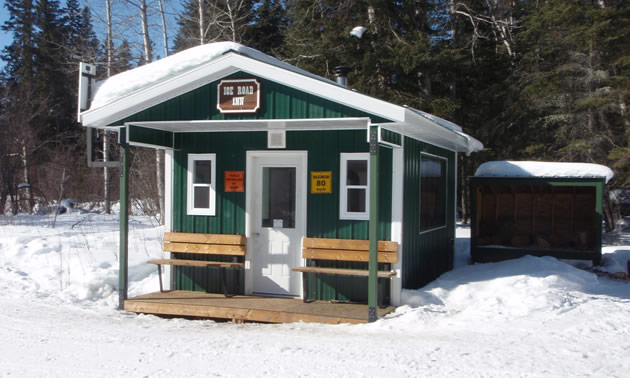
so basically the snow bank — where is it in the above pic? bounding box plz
[0,213,163,307]
[91,42,335,109]
[0,214,629,376]
[475,161,614,183]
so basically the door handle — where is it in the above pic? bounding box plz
[253,232,260,237]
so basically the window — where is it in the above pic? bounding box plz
[187,154,216,216]
[420,154,447,231]
[261,167,296,228]
[340,153,369,220]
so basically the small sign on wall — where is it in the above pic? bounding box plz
[217,79,261,113]
[225,171,245,192]
[311,171,332,194]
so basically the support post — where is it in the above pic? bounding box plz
[368,127,379,322]
[118,141,130,310]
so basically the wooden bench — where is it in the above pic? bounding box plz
[148,232,246,297]
[292,237,398,306]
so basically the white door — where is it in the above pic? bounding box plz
[247,152,306,297]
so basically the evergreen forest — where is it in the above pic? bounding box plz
[0,0,628,229]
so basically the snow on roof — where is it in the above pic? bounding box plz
[475,161,614,183]
[91,41,336,109]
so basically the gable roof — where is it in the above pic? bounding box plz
[79,42,482,154]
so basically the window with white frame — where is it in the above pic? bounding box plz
[340,153,370,220]
[187,153,216,216]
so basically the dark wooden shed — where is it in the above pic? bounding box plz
[470,161,613,265]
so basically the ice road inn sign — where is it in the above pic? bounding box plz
[217,78,261,113]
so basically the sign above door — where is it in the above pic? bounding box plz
[217,78,261,113]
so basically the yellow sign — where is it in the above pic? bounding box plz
[311,171,332,194]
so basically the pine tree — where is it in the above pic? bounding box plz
[33,0,74,141]
[513,0,629,166]
[1,0,36,90]
[246,0,287,54]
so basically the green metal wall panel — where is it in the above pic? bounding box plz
[171,129,392,300]
[115,72,390,125]
[402,136,456,289]
[115,70,399,300]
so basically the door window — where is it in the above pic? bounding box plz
[261,167,296,228]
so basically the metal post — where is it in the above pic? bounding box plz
[118,141,129,310]
[368,127,379,322]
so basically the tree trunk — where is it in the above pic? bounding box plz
[158,0,169,57]
[198,0,204,44]
[106,0,113,77]
[21,142,32,214]
[140,0,153,63]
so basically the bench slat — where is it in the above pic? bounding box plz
[148,259,244,268]
[292,266,396,278]
[164,232,246,246]
[303,248,398,263]
[164,242,246,256]
[303,237,398,252]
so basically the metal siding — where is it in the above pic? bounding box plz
[119,71,393,297]
[402,136,456,289]
[115,72,390,125]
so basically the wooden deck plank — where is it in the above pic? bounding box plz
[124,291,395,324]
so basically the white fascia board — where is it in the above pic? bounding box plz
[378,109,483,154]
[80,53,406,127]
[81,55,240,127]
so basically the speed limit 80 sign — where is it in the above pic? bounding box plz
[311,171,332,194]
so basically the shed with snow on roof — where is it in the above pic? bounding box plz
[78,42,482,317]
[470,161,613,265]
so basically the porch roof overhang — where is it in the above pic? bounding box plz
[121,115,481,155]
[81,44,482,155]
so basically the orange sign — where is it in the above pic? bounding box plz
[217,79,261,113]
[225,171,245,192]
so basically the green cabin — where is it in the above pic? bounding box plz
[78,42,482,306]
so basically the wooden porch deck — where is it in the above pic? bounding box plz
[124,291,396,324]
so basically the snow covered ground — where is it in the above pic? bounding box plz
[0,209,628,377]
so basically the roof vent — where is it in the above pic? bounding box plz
[268,130,286,149]
[334,66,350,87]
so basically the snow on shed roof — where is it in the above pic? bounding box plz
[475,161,614,183]
[91,42,335,108]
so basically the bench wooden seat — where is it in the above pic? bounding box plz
[148,232,246,297]
[292,237,398,306]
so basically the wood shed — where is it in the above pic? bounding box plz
[470,161,614,265]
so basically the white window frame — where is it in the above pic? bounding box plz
[339,152,370,220]
[186,153,217,216]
